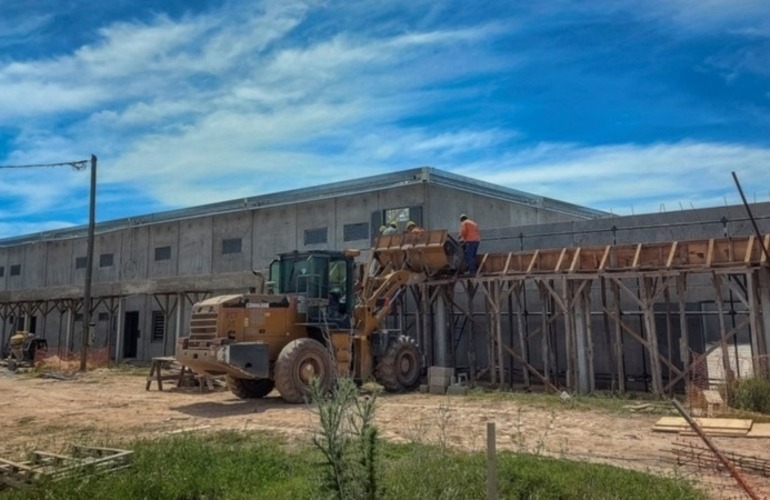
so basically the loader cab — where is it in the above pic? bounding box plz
[269,250,356,329]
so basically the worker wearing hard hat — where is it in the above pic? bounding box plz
[458,214,480,274]
[405,221,424,233]
[382,221,398,235]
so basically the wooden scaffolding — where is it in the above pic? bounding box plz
[399,234,770,395]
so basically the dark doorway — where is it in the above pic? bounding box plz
[123,311,140,359]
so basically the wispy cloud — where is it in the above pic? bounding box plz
[0,0,768,239]
[466,141,770,214]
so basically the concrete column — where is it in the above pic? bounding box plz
[0,315,6,357]
[434,291,447,366]
[64,308,73,354]
[758,268,770,366]
[115,300,124,363]
[174,293,185,356]
[574,289,591,394]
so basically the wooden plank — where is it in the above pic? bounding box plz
[744,235,755,264]
[569,247,582,273]
[631,244,643,269]
[666,241,678,269]
[554,248,567,272]
[747,423,770,438]
[476,253,489,276]
[706,239,715,267]
[653,416,752,430]
[502,252,512,275]
[679,429,749,437]
[598,245,611,271]
[526,250,539,273]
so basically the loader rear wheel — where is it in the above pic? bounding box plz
[375,335,422,392]
[275,338,334,404]
[227,376,275,399]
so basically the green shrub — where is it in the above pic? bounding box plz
[729,377,770,414]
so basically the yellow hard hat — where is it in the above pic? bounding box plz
[389,221,397,228]
[406,221,416,228]
[379,225,387,233]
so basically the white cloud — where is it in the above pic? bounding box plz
[0,0,769,240]
[464,141,770,214]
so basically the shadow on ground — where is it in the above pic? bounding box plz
[170,395,296,418]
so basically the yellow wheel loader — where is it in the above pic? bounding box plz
[176,229,463,403]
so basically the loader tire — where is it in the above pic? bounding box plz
[375,335,422,392]
[227,376,274,399]
[275,338,334,404]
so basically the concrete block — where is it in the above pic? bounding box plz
[428,366,455,379]
[419,384,428,394]
[428,374,452,387]
[446,384,468,396]
[428,384,447,395]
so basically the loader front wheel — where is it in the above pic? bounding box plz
[227,376,275,399]
[375,335,422,392]
[275,338,334,404]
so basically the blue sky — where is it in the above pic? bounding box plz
[1,0,769,238]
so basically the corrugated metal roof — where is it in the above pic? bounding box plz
[0,166,608,246]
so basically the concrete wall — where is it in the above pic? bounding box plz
[0,180,605,362]
[425,185,582,235]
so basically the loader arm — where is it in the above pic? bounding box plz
[354,269,425,339]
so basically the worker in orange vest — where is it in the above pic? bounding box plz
[458,214,480,274]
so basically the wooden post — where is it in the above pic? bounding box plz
[639,277,663,395]
[486,421,498,500]
[495,281,505,388]
[611,279,626,393]
[599,277,616,392]
[712,274,736,385]
[583,283,595,393]
[758,268,770,376]
[514,282,531,388]
[539,282,550,384]
[467,282,477,384]
[663,286,674,391]
[488,283,499,386]
[560,277,573,390]
[675,274,690,388]
[747,271,763,377]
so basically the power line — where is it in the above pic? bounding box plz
[0,160,88,170]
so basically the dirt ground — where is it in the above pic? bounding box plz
[1,368,768,499]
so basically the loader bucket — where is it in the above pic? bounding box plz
[373,229,464,276]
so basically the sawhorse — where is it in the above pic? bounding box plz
[145,356,187,391]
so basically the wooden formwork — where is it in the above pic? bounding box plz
[402,235,770,395]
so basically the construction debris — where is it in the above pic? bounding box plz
[0,445,132,489]
[652,416,753,437]
[672,441,770,478]
[671,399,763,500]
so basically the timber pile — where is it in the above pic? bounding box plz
[652,417,753,437]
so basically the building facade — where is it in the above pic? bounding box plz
[0,167,603,362]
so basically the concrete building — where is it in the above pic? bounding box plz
[0,167,604,362]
